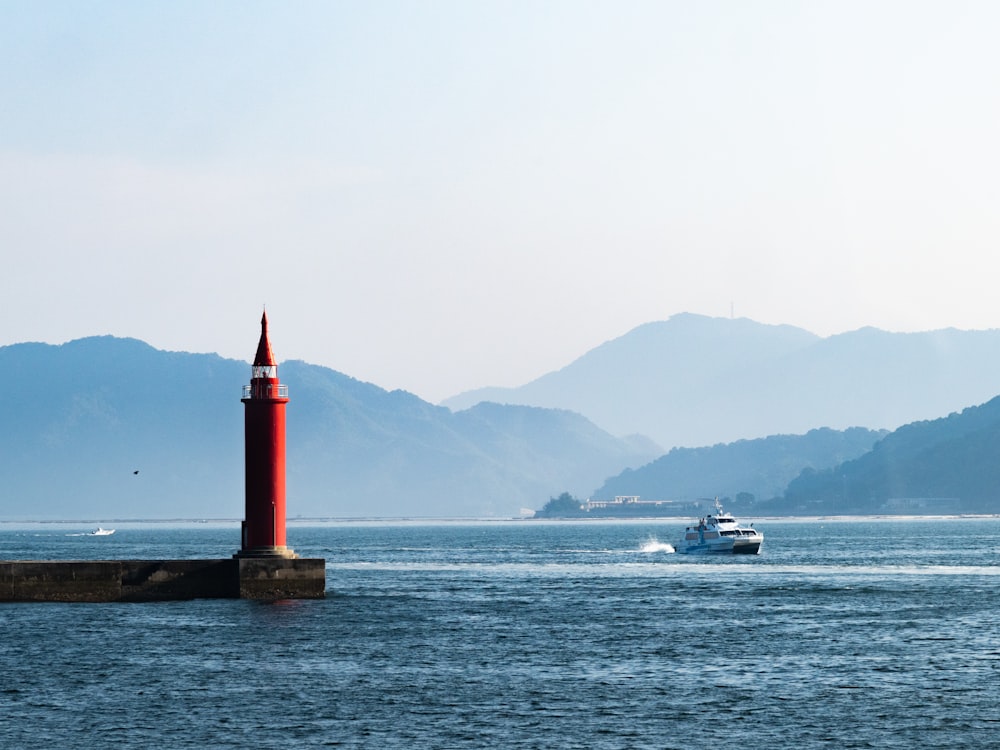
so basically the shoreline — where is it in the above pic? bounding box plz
[2,513,999,528]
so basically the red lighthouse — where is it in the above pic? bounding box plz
[238,311,296,558]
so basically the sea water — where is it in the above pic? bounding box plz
[1,518,998,749]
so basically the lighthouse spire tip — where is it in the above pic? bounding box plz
[253,309,277,367]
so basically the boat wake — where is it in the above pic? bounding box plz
[640,537,675,554]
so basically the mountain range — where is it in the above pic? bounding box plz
[0,336,657,519]
[443,313,1000,449]
[7,313,1000,520]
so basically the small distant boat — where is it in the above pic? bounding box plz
[91,527,116,536]
[677,499,762,555]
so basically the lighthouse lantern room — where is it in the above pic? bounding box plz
[238,310,297,559]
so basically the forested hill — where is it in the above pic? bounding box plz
[593,395,1000,517]
[593,427,887,508]
[769,396,1000,515]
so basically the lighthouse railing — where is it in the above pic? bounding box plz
[242,383,289,399]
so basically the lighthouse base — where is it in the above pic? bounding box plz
[0,557,325,602]
[236,557,324,599]
[234,546,300,559]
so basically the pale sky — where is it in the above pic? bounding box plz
[4,1,1000,403]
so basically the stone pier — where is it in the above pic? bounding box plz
[0,557,325,602]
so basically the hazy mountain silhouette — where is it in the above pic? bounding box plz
[443,314,1000,449]
[0,337,659,520]
[283,361,659,518]
[593,427,887,507]
[11,321,1000,521]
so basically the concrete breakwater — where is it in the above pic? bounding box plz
[0,557,326,602]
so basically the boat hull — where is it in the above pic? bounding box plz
[676,539,734,555]
[732,539,762,555]
[676,534,763,555]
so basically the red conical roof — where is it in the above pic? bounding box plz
[253,310,277,367]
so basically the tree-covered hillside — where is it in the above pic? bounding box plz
[771,397,1000,514]
[593,427,886,508]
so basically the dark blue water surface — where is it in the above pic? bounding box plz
[1,518,999,749]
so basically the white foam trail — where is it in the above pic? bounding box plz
[640,537,675,554]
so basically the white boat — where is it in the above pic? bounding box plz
[677,499,762,555]
[91,527,116,536]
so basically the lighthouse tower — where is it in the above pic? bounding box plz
[238,311,296,559]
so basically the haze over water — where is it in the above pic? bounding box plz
[2,518,998,748]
